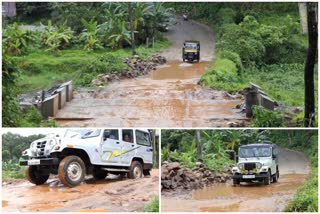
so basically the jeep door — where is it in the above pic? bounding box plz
[121,129,136,165]
[271,147,278,174]
[135,130,153,164]
[100,129,123,164]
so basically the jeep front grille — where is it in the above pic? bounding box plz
[244,163,256,170]
[36,141,46,156]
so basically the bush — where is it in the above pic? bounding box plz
[219,50,243,73]
[143,195,159,212]
[250,106,284,127]
[200,57,245,92]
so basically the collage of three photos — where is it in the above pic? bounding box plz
[1,1,319,213]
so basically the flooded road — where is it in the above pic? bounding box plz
[162,148,310,212]
[55,17,245,127]
[2,170,159,212]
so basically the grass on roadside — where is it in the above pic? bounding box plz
[15,39,170,93]
[143,195,159,212]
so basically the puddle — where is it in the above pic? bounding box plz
[193,174,306,201]
[150,61,209,80]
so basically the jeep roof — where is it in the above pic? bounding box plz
[184,40,200,44]
[240,143,276,148]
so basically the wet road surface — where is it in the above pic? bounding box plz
[55,17,245,127]
[2,170,159,212]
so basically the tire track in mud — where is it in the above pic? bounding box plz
[2,170,159,212]
[55,16,245,127]
[161,148,309,212]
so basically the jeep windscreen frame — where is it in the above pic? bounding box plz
[64,129,101,139]
[239,146,272,158]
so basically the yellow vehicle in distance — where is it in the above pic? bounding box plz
[182,40,200,62]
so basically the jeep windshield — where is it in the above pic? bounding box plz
[239,146,271,158]
[185,43,197,49]
[64,129,101,139]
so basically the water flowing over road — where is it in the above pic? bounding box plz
[55,17,245,127]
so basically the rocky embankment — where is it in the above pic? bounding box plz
[92,55,166,86]
[161,162,232,192]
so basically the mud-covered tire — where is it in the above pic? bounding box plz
[264,170,271,185]
[273,168,279,183]
[26,166,49,185]
[58,156,85,187]
[128,161,143,179]
[92,168,108,180]
[233,178,240,185]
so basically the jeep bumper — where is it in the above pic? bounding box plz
[20,158,59,166]
[232,173,268,179]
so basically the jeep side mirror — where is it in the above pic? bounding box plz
[272,154,277,159]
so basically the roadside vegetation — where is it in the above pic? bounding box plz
[2,132,44,181]
[161,129,318,212]
[2,2,174,127]
[168,2,317,127]
[143,195,159,212]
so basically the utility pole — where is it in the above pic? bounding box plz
[195,130,203,162]
[304,2,317,127]
[128,2,136,55]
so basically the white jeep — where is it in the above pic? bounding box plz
[20,129,153,187]
[232,143,279,185]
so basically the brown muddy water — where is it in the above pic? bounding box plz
[56,61,245,127]
[2,170,159,212]
[162,173,307,212]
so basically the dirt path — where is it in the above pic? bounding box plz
[2,170,159,212]
[161,148,309,212]
[55,16,245,127]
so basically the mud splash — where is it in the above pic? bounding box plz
[162,174,308,212]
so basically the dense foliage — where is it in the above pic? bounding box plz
[167,2,317,126]
[2,132,45,180]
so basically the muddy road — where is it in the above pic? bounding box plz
[2,170,159,212]
[55,17,245,127]
[162,148,309,212]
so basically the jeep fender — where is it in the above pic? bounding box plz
[260,166,269,173]
[232,166,240,174]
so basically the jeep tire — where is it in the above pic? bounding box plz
[273,167,279,183]
[264,170,271,185]
[58,156,85,187]
[26,166,49,185]
[233,178,240,185]
[92,167,108,180]
[128,161,143,179]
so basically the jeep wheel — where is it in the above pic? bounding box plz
[26,166,49,185]
[92,168,108,180]
[264,170,271,185]
[233,178,240,185]
[128,161,143,179]
[273,168,279,183]
[58,156,85,187]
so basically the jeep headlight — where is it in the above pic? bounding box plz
[256,162,262,169]
[31,142,37,150]
[237,163,244,169]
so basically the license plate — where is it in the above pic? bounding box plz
[243,175,255,179]
[28,159,40,165]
